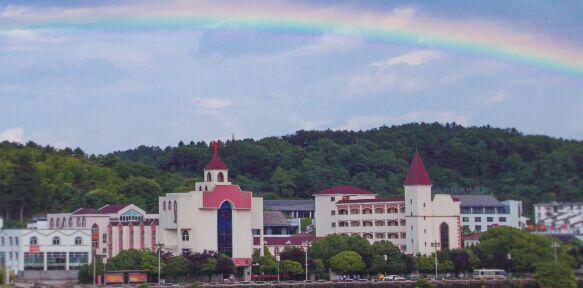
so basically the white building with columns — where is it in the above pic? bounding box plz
[315,152,461,255]
[158,143,263,280]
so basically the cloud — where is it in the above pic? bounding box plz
[289,114,330,130]
[0,127,24,143]
[338,111,469,130]
[193,98,233,110]
[371,50,442,67]
[485,91,508,103]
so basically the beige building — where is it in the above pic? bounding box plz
[315,152,461,255]
[158,143,263,280]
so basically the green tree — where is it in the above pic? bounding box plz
[215,255,234,279]
[122,176,162,212]
[282,260,304,274]
[142,253,165,276]
[534,262,576,288]
[371,241,404,274]
[78,256,105,284]
[107,249,144,271]
[199,257,217,281]
[329,251,365,275]
[414,255,435,273]
[164,256,188,278]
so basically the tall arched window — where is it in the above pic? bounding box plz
[440,222,449,250]
[1,237,4,246]
[9,237,13,246]
[163,201,166,211]
[182,230,189,241]
[217,201,233,257]
[62,218,66,228]
[217,172,224,182]
[206,172,212,182]
[56,218,60,227]
[69,217,73,227]
[50,218,54,228]
[82,217,86,227]
[76,217,81,227]
[173,201,178,223]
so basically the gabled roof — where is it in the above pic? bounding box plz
[72,208,100,215]
[263,211,290,227]
[403,152,432,186]
[98,204,129,214]
[204,142,228,170]
[453,195,504,207]
[336,197,403,204]
[316,185,374,195]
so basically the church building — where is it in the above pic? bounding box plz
[314,152,461,255]
[158,143,264,280]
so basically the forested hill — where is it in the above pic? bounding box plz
[1,123,581,223]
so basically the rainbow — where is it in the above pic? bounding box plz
[2,1,582,76]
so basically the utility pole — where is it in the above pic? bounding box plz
[552,241,560,265]
[276,255,280,282]
[155,243,164,284]
[93,248,96,287]
[302,241,310,281]
[430,241,440,279]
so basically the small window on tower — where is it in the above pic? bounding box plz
[207,172,212,182]
[217,172,225,182]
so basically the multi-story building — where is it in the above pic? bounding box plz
[455,195,526,232]
[46,204,158,259]
[534,202,583,234]
[158,143,263,280]
[0,220,92,273]
[315,152,462,255]
[263,211,298,236]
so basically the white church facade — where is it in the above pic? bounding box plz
[315,152,461,255]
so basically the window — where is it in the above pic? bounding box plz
[460,207,471,214]
[375,208,384,214]
[76,218,80,227]
[217,172,225,182]
[69,252,89,268]
[163,201,166,211]
[82,217,86,227]
[387,207,398,213]
[91,224,99,235]
[388,220,398,226]
[331,222,336,228]
[56,218,60,227]
[206,172,212,182]
[485,207,495,214]
[330,197,335,202]
[388,233,398,239]
[331,210,335,215]
[173,201,178,223]
[9,237,13,246]
[52,237,60,245]
[338,209,348,215]
[168,201,172,210]
[462,217,469,222]
[182,230,190,241]
[339,221,348,227]
[362,208,372,214]
[1,237,4,246]
[475,217,481,222]
[50,218,54,228]
[499,217,507,222]
[363,221,373,227]
[15,237,18,245]
[24,252,44,270]
[69,217,73,227]
[217,202,233,257]
[440,222,449,250]
[475,225,482,232]
[487,217,493,222]
[102,233,107,244]
[350,209,360,215]
[400,207,405,213]
[75,237,83,245]
[350,221,360,227]
[30,236,38,245]
[400,220,406,226]
[375,220,385,226]
[375,233,385,239]
[400,232,406,239]
[47,252,66,270]
[363,233,373,240]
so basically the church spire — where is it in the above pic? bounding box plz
[204,141,228,170]
[403,151,432,186]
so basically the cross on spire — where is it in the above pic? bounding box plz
[212,141,220,156]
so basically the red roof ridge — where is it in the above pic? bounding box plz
[204,141,229,170]
[336,197,404,204]
[403,151,432,186]
[316,185,374,195]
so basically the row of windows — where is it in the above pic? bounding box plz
[0,236,18,246]
[1,236,84,246]
[335,207,405,215]
[339,232,406,240]
[49,217,86,229]
[460,206,508,214]
[334,219,405,228]
[161,200,178,223]
[462,217,506,223]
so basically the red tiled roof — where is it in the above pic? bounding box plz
[253,233,317,246]
[72,208,100,215]
[403,152,432,186]
[204,142,228,170]
[109,219,159,226]
[316,185,374,195]
[98,204,129,214]
[336,197,404,204]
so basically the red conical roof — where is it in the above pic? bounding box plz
[403,151,432,185]
[204,142,228,170]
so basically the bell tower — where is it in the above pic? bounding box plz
[198,141,230,192]
[404,151,433,254]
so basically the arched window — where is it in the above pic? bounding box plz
[363,233,373,240]
[338,209,348,215]
[163,201,166,211]
[75,237,82,245]
[375,233,385,239]
[56,218,60,227]
[375,220,385,226]
[76,217,81,227]
[182,230,189,241]
[362,208,372,215]
[375,208,384,214]
[400,220,406,226]
[1,237,4,246]
[217,172,224,182]
[91,224,99,235]
[387,207,398,213]
[68,217,73,227]
[62,218,66,228]
[168,201,172,210]
[217,201,233,257]
[206,172,212,182]
[363,221,373,227]
[50,218,54,228]
[199,186,202,191]
[15,237,18,245]
[9,237,13,246]
[440,222,449,250]
[400,207,405,213]
[339,221,349,227]
[388,233,399,239]
[82,217,86,227]
[52,237,60,245]
[350,209,360,215]
[205,186,208,191]
[350,221,360,227]
[173,201,178,223]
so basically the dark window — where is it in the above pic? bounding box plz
[207,172,212,182]
[475,225,482,232]
[440,222,449,250]
[217,201,233,257]
[331,197,335,202]
[217,172,225,182]
[487,217,493,222]
[173,201,178,223]
[331,210,335,215]
[462,217,469,222]
[475,217,481,222]
[499,217,506,222]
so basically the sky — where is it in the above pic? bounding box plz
[0,0,582,154]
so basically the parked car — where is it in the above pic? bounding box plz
[385,275,406,281]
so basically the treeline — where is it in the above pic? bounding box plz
[0,123,581,222]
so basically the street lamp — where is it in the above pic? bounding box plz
[383,254,388,279]
[155,243,165,284]
[551,241,560,265]
[276,255,281,282]
[506,253,512,277]
[302,241,311,281]
[93,248,97,287]
[430,241,440,279]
